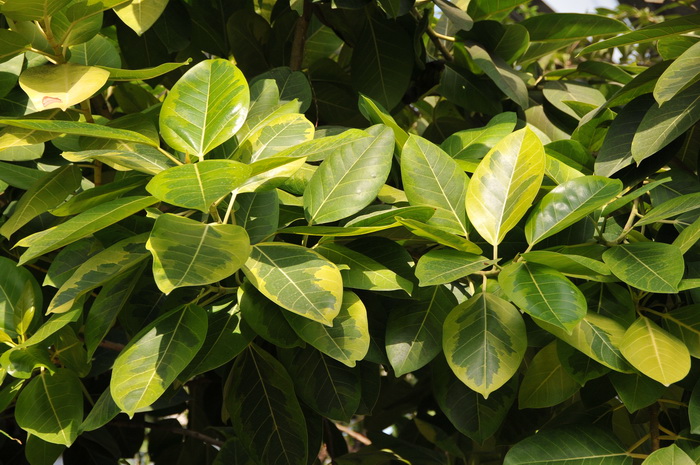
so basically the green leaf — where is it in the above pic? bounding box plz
[99,60,191,80]
[16,196,157,265]
[0,119,158,146]
[241,156,307,193]
[284,291,369,367]
[304,126,394,224]
[654,41,700,105]
[350,12,413,110]
[636,192,700,226]
[20,304,82,348]
[433,0,472,31]
[1,0,72,21]
[25,435,65,465]
[466,128,545,246]
[466,43,528,109]
[346,206,436,228]
[620,316,690,386]
[236,113,314,163]
[18,63,109,111]
[62,146,177,174]
[522,251,611,280]
[386,285,457,377]
[525,176,622,245]
[642,445,695,465]
[397,217,482,254]
[51,175,147,218]
[468,0,526,21]
[503,426,631,465]
[543,81,606,120]
[146,160,251,212]
[518,342,579,409]
[15,369,83,446]
[662,305,700,357]
[557,342,609,385]
[0,161,47,190]
[500,262,587,333]
[44,238,103,288]
[110,303,207,416]
[401,135,470,236]
[358,95,409,148]
[443,292,526,398]
[0,257,42,340]
[315,243,413,293]
[243,243,343,326]
[235,191,279,244]
[282,346,361,422]
[114,0,168,35]
[520,13,629,42]
[238,281,304,349]
[602,243,684,293]
[432,356,517,444]
[48,233,149,314]
[580,13,700,54]
[441,112,517,162]
[159,59,249,159]
[631,80,700,163]
[674,215,700,254]
[415,249,492,286]
[609,372,665,413]
[0,29,30,63]
[224,344,308,465]
[80,388,120,433]
[272,129,367,163]
[146,214,251,295]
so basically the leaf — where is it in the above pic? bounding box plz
[51,176,147,218]
[662,305,700,357]
[642,445,695,465]
[433,0,472,31]
[241,156,307,193]
[522,251,610,280]
[443,292,526,398]
[631,80,700,163]
[654,41,700,105]
[518,342,579,409]
[500,262,587,333]
[503,426,631,465]
[521,13,629,42]
[272,128,367,163]
[238,281,304,349]
[242,243,343,326]
[466,128,545,246]
[0,29,30,63]
[236,113,314,163]
[110,303,207,416]
[0,119,158,146]
[620,316,690,386]
[525,176,622,245]
[346,205,436,227]
[304,126,394,224]
[557,342,609,385]
[80,389,120,433]
[397,217,482,254]
[114,0,168,35]
[609,372,665,413]
[415,249,492,286]
[159,59,249,159]
[466,43,528,109]
[1,0,72,21]
[674,215,700,254]
[580,13,700,54]
[358,95,409,148]
[0,161,47,190]
[543,81,606,120]
[146,214,251,295]
[20,304,82,348]
[224,344,308,465]
[282,346,361,422]
[315,243,413,293]
[468,0,527,21]
[350,12,413,110]
[62,146,177,174]
[99,60,190,80]
[18,64,109,111]
[16,196,157,265]
[146,160,251,212]
[401,135,470,236]
[432,357,517,444]
[385,285,456,376]
[0,165,81,239]
[284,291,369,367]
[602,243,684,293]
[235,191,279,244]
[48,233,149,314]
[25,435,65,465]
[15,369,83,446]
[636,192,700,226]
[441,112,517,162]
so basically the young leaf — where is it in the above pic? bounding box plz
[443,292,526,398]
[466,128,545,245]
[146,214,251,295]
[110,303,207,416]
[99,60,191,80]
[242,243,343,326]
[602,243,684,293]
[620,316,690,386]
[159,59,249,159]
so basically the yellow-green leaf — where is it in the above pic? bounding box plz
[18,64,109,111]
[113,0,168,36]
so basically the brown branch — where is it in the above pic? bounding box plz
[111,420,226,447]
[290,0,312,71]
[335,424,372,446]
[98,340,125,351]
[649,403,660,452]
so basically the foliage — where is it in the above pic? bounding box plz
[0,0,700,464]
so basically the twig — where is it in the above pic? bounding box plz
[111,420,226,447]
[290,0,312,71]
[99,340,125,351]
[335,424,372,446]
[412,8,454,62]
[649,403,660,452]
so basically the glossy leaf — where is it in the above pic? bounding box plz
[159,59,249,159]
[609,372,665,413]
[654,40,700,105]
[242,243,343,326]
[525,176,622,245]
[236,113,314,163]
[602,243,684,293]
[521,13,628,43]
[415,249,492,286]
[643,445,694,465]
[635,192,700,226]
[224,344,308,465]
[396,217,482,254]
[146,214,251,295]
[0,119,158,146]
[305,126,393,224]
[114,0,168,35]
[386,285,457,377]
[401,135,469,236]
[15,369,83,446]
[284,291,369,367]
[500,262,587,333]
[522,251,611,280]
[18,63,109,111]
[99,60,191,80]
[518,342,579,408]
[466,128,545,245]
[16,196,157,265]
[146,160,251,212]
[0,256,42,340]
[443,292,526,398]
[620,316,690,386]
[110,303,207,416]
[62,146,177,174]
[238,281,304,349]
[441,112,517,162]
[662,305,700,358]
[466,43,528,109]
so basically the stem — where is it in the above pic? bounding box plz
[626,433,650,453]
[99,340,126,351]
[157,147,184,166]
[335,423,372,445]
[110,420,225,448]
[649,403,660,452]
[290,0,312,71]
[222,189,238,224]
[411,8,454,62]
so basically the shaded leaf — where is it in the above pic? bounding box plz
[602,243,684,293]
